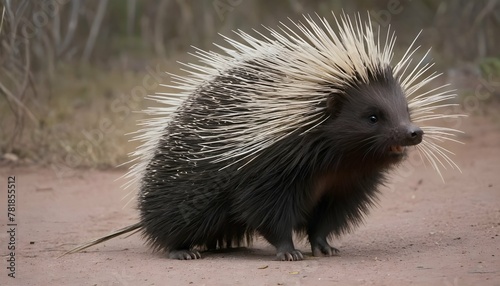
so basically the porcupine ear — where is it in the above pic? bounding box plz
[325,90,345,118]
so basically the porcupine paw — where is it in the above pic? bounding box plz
[311,240,340,257]
[168,249,202,260]
[276,250,304,261]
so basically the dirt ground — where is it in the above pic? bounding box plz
[1,114,499,286]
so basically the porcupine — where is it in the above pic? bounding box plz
[64,12,463,261]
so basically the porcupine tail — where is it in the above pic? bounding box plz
[59,223,141,257]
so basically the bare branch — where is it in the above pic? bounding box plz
[59,0,81,58]
[82,0,108,62]
[154,0,168,57]
[0,81,37,125]
[52,2,61,49]
[0,5,6,34]
[127,0,136,36]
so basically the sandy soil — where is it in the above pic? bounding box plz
[1,114,499,286]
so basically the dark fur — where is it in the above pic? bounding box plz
[139,64,423,260]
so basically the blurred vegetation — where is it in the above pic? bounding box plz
[480,57,500,78]
[0,0,499,169]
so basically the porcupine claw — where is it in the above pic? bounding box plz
[311,238,340,257]
[276,250,304,261]
[168,249,202,260]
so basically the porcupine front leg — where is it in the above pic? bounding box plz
[308,179,380,257]
[307,197,340,257]
[309,234,340,257]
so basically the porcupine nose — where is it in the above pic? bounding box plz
[403,125,423,146]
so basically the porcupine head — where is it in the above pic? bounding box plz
[126,12,462,261]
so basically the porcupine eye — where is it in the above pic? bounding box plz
[368,115,378,124]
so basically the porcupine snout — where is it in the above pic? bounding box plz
[388,124,423,156]
[399,124,423,146]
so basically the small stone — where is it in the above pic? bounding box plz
[3,153,18,162]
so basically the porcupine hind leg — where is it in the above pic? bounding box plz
[259,225,304,261]
[169,249,202,260]
[270,236,304,261]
